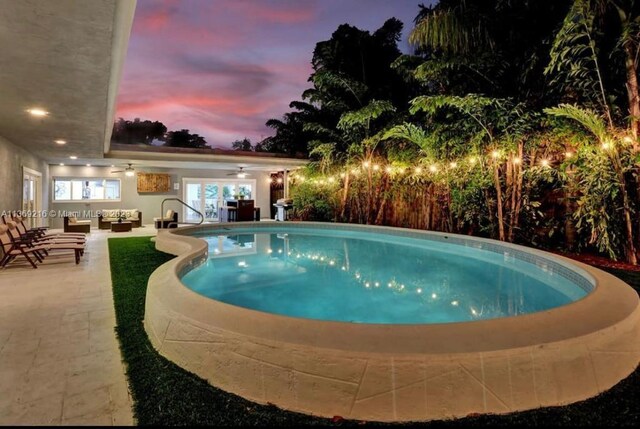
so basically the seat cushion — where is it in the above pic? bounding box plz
[123,209,139,220]
[102,209,119,219]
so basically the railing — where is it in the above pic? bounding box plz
[159,198,204,229]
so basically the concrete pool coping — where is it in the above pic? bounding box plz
[146,222,640,421]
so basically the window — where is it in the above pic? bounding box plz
[53,178,121,202]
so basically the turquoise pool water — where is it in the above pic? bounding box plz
[180,227,590,324]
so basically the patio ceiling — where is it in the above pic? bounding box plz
[0,0,136,160]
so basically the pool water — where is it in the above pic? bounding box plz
[180,228,589,324]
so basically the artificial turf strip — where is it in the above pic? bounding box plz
[108,236,639,427]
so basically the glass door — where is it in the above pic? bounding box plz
[183,178,257,223]
[22,168,41,228]
[185,183,202,222]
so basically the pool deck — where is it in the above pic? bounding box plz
[0,228,153,425]
[150,222,640,422]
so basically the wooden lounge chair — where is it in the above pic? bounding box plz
[6,216,86,241]
[7,220,84,248]
[0,223,85,268]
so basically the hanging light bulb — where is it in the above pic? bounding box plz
[469,156,478,165]
[541,159,550,167]
[414,166,423,174]
[362,161,370,168]
[491,150,500,159]
[340,172,346,178]
[564,151,573,159]
[372,164,380,171]
[601,141,613,150]
[385,166,393,173]
[512,157,521,165]
[623,135,634,144]
[429,164,438,173]
[449,162,457,169]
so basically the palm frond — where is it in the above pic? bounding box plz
[544,104,608,143]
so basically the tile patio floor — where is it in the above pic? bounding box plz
[0,227,156,425]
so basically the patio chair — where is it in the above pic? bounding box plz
[8,219,85,247]
[154,209,178,229]
[8,216,86,241]
[0,223,85,268]
[63,215,91,233]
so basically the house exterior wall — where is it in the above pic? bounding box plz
[48,165,273,228]
[0,135,49,215]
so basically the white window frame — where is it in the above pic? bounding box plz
[52,177,122,203]
[182,177,257,221]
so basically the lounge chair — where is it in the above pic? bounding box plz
[8,220,85,248]
[0,223,85,268]
[6,216,86,241]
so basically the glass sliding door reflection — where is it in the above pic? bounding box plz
[204,184,220,221]
[185,183,202,222]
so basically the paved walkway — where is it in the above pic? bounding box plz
[0,227,155,425]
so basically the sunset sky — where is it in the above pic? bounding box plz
[115,0,425,148]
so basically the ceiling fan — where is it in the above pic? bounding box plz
[111,163,136,177]
[227,166,251,178]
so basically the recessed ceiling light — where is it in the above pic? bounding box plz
[69,156,77,160]
[86,164,91,167]
[26,108,49,117]
[59,163,64,166]
[54,139,66,145]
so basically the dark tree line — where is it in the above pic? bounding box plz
[111,118,208,149]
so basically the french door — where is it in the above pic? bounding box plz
[183,178,256,222]
[22,167,42,228]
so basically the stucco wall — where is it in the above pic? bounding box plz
[48,165,273,228]
[0,134,49,215]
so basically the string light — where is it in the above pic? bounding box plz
[623,136,634,144]
[601,141,613,150]
[293,146,599,189]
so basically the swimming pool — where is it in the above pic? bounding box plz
[181,227,591,324]
[146,222,640,422]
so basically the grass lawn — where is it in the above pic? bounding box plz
[108,236,639,427]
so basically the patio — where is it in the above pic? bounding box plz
[0,228,153,425]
